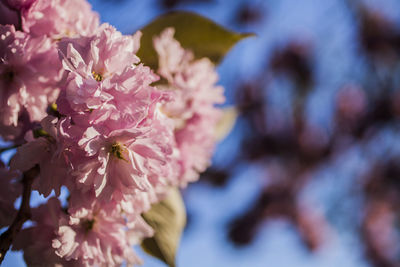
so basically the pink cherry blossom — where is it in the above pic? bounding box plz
[52,193,151,267]
[10,116,69,197]
[57,24,152,130]
[13,198,80,267]
[175,113,221,183]
[154,27,225,184]
[54,24,179,201]
[0,3,227,265]
[69,121,177,201]
[22,0,99,39]
[0,25,62,137]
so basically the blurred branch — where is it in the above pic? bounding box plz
[0,144,20,154]
[0,166,38,264]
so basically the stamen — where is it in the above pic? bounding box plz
[81,219,95,233]
[110,142,128,161]
[92,71,103,82]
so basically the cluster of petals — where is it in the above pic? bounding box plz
[1,1,226,266]
[0,0,99,141]
[52,190,154,267]
[0,24,61,138]
[154,27,225,184]
[10,115,69,197]
[21,0,99,39]
[12,185,155,266]
[56,24,179,201]
[13,198,80,267]
[0,0,99,39]
[9,23,179,266]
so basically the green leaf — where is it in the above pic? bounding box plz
[141,188,186,267]
[137,11,254,70]
[215,106,238,141]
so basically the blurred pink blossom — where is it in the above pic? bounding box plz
[0,25,61,138]
[154,28,225,184]
[22,0,99,39]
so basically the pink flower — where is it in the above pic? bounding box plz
[0,25,62,136]
[52,195,151,267]
[70,121,177,201]
[175,114,221,183]
[0,3,227,267]
[13,198,80,266]
[66,184,156,228]
[155,28,224,118]
[154,28,225,183]
[10,116,69,197]
[54,24,179,200]
[153,28,192,83]
[57,24,152,130]
[22,0,99,39]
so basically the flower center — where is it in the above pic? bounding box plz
[81,219,95,233]
[110,142,128,161]
[92,71,103,82]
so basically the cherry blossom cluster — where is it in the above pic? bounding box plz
[0,0,224,266]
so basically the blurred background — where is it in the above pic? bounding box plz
[4,0,400,266]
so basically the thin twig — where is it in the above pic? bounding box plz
[0,166,38,264]
[0,144,20,154]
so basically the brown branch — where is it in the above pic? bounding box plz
[0,166,38,264]
[0,144,21,154]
